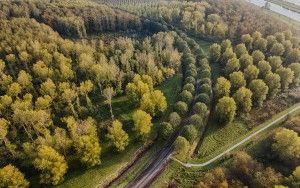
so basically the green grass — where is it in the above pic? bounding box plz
[53,74,182,188]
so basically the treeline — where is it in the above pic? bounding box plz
[0,0,142,38]
[0,16,182,186]
[198,115,300,188]
[211,31,300,124]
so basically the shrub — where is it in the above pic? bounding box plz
[160,122,173,140]
[175,101,188,115]
[183,124,197,143]
[180,90,193,103]
[169,112,181,127]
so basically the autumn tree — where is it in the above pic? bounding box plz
[244,65,259,83]
[233,87,252,114]
[132,110,152,139]
[140,90,167,116]
[252,50,265,64]
[225,57,240,75]
[103,87,116,120]
[107,120,129,152]
[229,71,246,91]
[239,53,253,70]
[33,145,68,185]
[235,43,248,58]
[249,79,269,107]
[0,164,29,188]
[265,72,281,98]
[210,43,221,62]
[215,96,236,124]
[214,77,231,99]
[268,56,282,71]
[276,67,294,91]
[257,60,271,78]
[174,136,190,160]
[289,63,300,86]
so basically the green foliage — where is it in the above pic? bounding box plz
[34,145,68,185]
[252,50,265,64]
[233,87,252,114]
[265,72,281,98]
[244,65,260,82]
[183,83,195,93]
[169,112,181,127]
[0,164,29,188]
[276,67,294,91]
[174,136,190,160]
[190,114,203,128]
[210,43,221,62]
[229,71,246,91]
[160,122,174,140]
[289,63,300,86]
[239,53,253,70]
[179,90,193,104]
[249,79,269,107]
[175,101,188,116]
[214,77,231,99]
[183,124,197,143]
[107,120,129,152]
[215,96,236,124]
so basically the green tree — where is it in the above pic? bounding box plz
[222,48,236,63]
[249,79,269,107]
[229,71,246,91]
[215,96,236,124]
[289,63,300,86]
[270,43,285,56]
[174,136,190,160]
[233,87,253,114]
[241,34,253,50]
[193,102,208,117]
[210,43,221,62]
[235,43,248,58]
[244,65,260,83]
[0,164,29,188]
[272,128,300,162]
[265,72,281,98]
[225,57,240,75]
[183,124,197,143]
[132,110,152,139]
[179,90,193,104]
[214,77,231,99]
[239,53,253,69]
[107,120,129,152]
[252,50,265,64]
[276,67,294,91]
[160,122,173,139]
[268,56,283,71]
[257,60,271,78]
[169,112,181,127]
[253,38,267,51]
[286,49,300,64]
[175,101,188,116]
[33,145,68,185]
[140,90,167,116]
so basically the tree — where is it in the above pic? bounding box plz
[197,93,210,105]
[221,39,232,52]
[175,101,188,115]
[183,124,197,143]
[272,128,300,163]
[286,49,300,64]
[257,60,271,78]
[132,110,152,139]
[253,38,267,51]
[276,67,294,91]
[225,57,240,75]
[0,164,29,188]
[33,145,68,185]
[183,83,195,93]
[241,34,253,50]
[268,56,282,71]
[179,90,193,104]
[289,63,300,86]
[160,122,173,139]
[193,102,208,117]
[229,71,246,91]
[239,53,253,69]
[270,43,285,56]
[222,48,236,63]
[265,72,281,98]
[252,50,265,64]
[169,112,181,127]
[215,96,236,124]
[190,114,203,128]
[210,43,221,62]
[249,79,269,107]
[233,87,253,114]
[107,120,129,152]
[289,166,300,188]
[174,136,190,160]
[214,77,231,99]
[244,65,259,83]
[197,167,229,188]
[140,90,167,116]
[102,87,116,120]
[235,43,248,58]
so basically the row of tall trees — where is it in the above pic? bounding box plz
[211,31,300,124]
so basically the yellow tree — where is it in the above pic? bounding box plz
[132,110,152,139]
[107,120,129,152]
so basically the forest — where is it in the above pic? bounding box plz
[0,0,299,188]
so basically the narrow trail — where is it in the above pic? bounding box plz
[172,104,300,168]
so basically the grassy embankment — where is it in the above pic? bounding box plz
[53,74,182,188]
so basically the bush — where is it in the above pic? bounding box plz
[193,102,208,116]
[180,90,193,103]
[183,83,195,93]
[183,124,197,143]
[190,114,203,128]
[185,76,196,85]
[160,122,173,140]
[196,93,210,105]
[169,112,181,127]
[174,136,190,160]
[175,101,188,115]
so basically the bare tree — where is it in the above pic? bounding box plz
[103,87,116,120]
